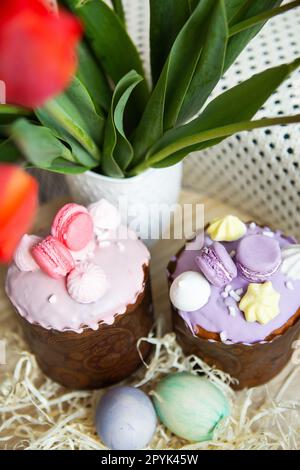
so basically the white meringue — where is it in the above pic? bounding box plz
[281,245,300,280]
[170,271,211,312]
[14,234,42,272]
[67,262,109,304]
[88,199,121,232]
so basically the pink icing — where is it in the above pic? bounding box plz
[6,226,150,333]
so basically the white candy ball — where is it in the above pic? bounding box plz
[170,271,211,311]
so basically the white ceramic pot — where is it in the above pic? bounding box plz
[65,164,183,244]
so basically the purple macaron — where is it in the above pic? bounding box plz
[196,242,237,288]
[236,234,282,282]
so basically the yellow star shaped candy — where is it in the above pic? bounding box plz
[239,282,280,325]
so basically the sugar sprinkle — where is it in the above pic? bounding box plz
[228,306,237,317]
[235,288,244,296]
[286,281,294,291]
[48,295,57,304]
[117,242,125,252]
[229,290,241,302]
[263,231,274,238]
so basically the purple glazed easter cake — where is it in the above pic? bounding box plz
[168,215,300,389]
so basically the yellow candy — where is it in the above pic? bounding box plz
[207,215,247,242]
[239,282,280,325]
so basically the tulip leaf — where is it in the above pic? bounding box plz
[11,119,77,167]
[129,58,300,172]
[102,71,143,178]
[132,0,216,164]
[11,119,89,174]
[37,158,89,174]
[148,114,300,169]
[0,138,21,163]
[150,0,191,85]
[177,0,228,124]
[225,0,283,71]
[225,0,248,21]
[36,77,103,161]
[76,42,112,113]
[111,0,125,24]
[229,0,300,37]
[64,0,148,119]
[0,105,31,124]
[188,0,200,12]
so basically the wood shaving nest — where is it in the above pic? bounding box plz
[1,293,300,450]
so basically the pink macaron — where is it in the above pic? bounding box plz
[32,236,75,279]
[51,203,94,251]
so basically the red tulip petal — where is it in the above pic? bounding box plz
[0,0,82,108]
[0,165,38,263]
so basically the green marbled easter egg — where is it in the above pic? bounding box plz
[153,372,230,442]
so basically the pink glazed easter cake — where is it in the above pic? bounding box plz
[6,199,153,389]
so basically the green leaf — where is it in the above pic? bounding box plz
[11,119,76,168]
[229,0,300,37]
[76,42,112,113]
[62,136,98,168]
[150,0,191,85]
[111,0,125,24]
[163,0,217,130]
[0,104,31,124]
[64,0,148,118]
[132,0,216,164]
[131,64,169,166]
[102,71,143,178]
[148,115,300,169]
[31,158,89,174]
[129,58,300,172]
[225,0,283,71]
[0,138,21,163]
[188,0,200,12]
[36,78,102,161]
[225,0,247,22]
[177,0,228,124]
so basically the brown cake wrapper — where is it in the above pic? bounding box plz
[16,266,153,390]
[168,254,300,390]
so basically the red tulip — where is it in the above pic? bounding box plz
[0,165,39,263]
[0,0,82,108]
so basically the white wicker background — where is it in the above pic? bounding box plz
[38,0,300,236]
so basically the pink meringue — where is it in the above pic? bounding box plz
[14,234,42,272]
[88,199,121,233]
[67,262,109,304]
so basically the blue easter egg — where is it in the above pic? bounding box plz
[153,372,230,442]
[96,386,157,450]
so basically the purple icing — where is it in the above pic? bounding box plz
[172,224,300,344]
[196,242,237,288]
[236,234,281,282]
